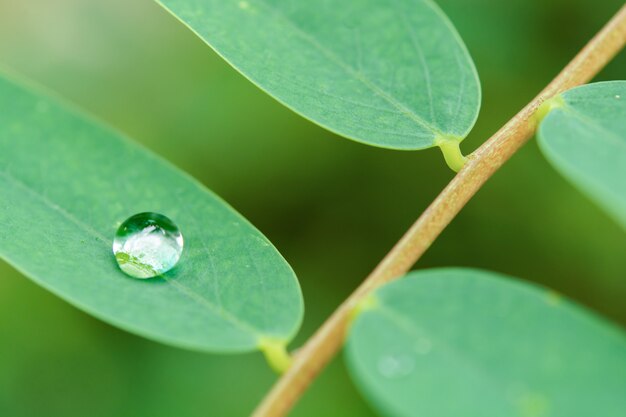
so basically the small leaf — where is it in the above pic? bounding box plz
[346,268,626,417]
[0,74,303,353]
[157,0,481,150]
[537,81,626,229]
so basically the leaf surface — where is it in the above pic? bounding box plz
[0,74,303,353]
[537,81,626,229]
[156,0,481,150]
[346,268,626,417]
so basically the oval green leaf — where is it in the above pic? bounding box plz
[156,0,481,150]
[0,74,303,353]
[537,81,626,229]
[346,268,626,417]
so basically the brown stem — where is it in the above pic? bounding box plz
[252,5,626,417]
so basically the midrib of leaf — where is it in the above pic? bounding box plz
[227,0,446,137]
[0,168,266,341]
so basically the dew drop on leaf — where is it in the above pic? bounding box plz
[112,212,183,279]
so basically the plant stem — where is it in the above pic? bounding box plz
[252,6,626,417]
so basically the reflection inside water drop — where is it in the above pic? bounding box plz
[112,212,183,279]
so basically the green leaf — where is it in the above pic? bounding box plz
[0,74,303,353]
[156,0,481,151]
[346,268,626,417]
[537,81,626,229]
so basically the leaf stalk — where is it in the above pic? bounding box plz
[436,136,467,172]
[258,338,293,374]
[533,94,566,125]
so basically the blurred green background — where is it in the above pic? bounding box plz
[0,0,624,416]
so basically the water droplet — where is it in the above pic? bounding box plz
[113,212,183,279]
[377,353,415,379]
[615,95,621,99]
